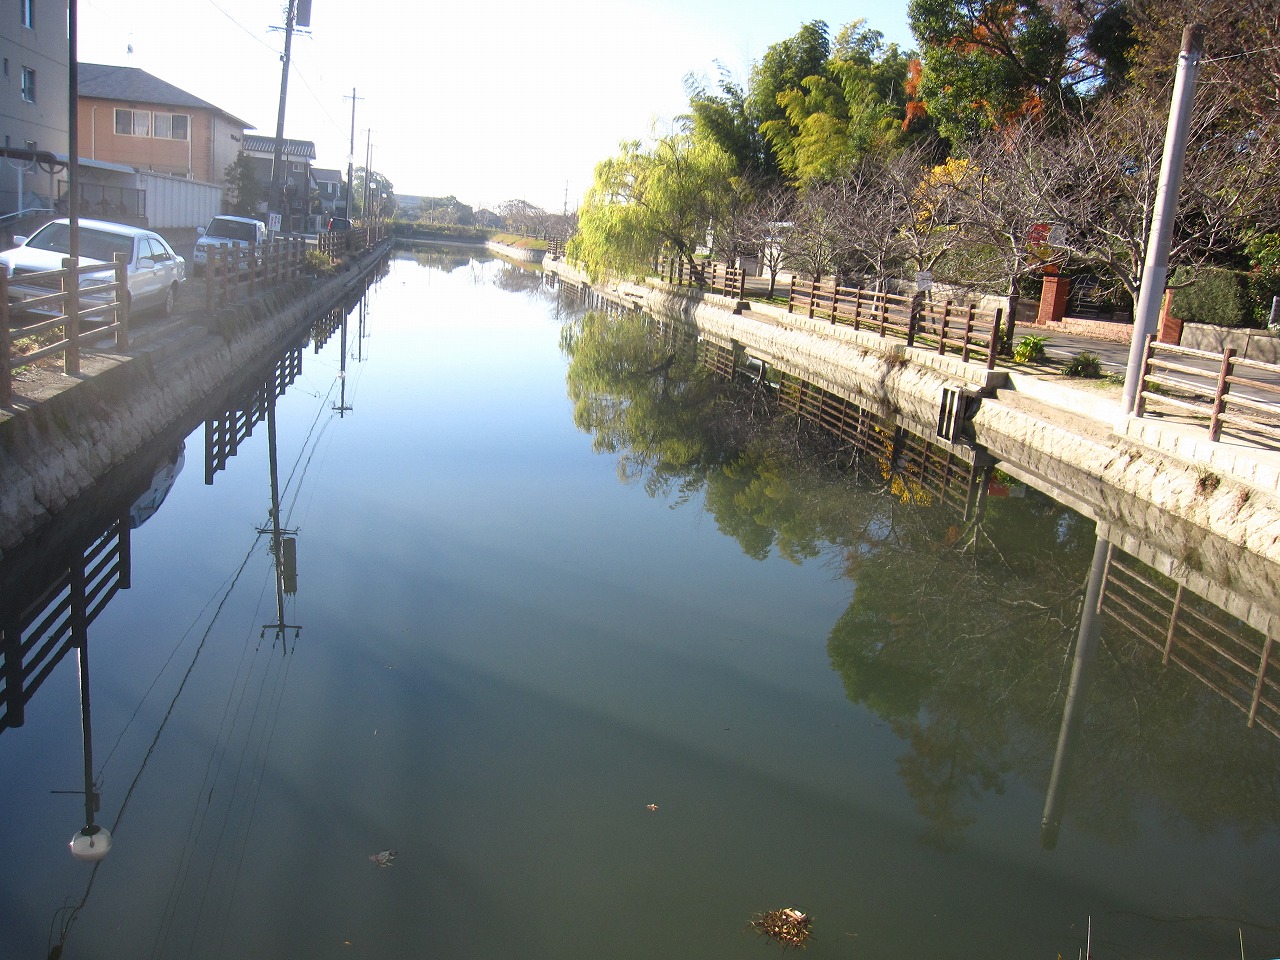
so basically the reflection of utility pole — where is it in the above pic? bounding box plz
[1041,534,1110,850]
[333,309,352,417]
[258,393,300,645]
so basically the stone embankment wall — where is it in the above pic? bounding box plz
[486,240,546,263]
[545,258,1280,572]
[0,245,390,556]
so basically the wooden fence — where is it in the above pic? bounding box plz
[787,276,1006,370]
[203,236,307,313]
[1135,336,1280,445]
[0,256,131,404]
[657,256,746,300]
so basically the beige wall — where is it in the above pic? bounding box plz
[78,97,242,184]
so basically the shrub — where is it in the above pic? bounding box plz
[1012,334,1048,363]
[1063,351,1102,378]
[304,248,335,276]
[1169,266,1253,328]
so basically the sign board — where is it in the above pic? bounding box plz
[915,270,933,292]
[268,212,282,233]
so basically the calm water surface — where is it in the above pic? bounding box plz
[2,248,1278,960]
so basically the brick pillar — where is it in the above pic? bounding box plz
[1156,289,1183,344]
[1036,275,1071,325]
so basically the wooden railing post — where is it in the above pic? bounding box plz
[248,242,258,298]
[1208,347,1236,442]
[987,308,1003,370]
[1134,334,1157,418]
[937,301,951,356]
[908,291,923,349]
[0,272,11,407]
[113,254,129,351]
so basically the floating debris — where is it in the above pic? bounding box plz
[645,803,659,812]
[750,907,812,949]
[367,849,396,867]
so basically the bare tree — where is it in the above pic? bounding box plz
[498,199,548,237]
[1009,91,1280,312]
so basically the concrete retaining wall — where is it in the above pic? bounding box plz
[486,240,546,263]
[1181,322,1280,363]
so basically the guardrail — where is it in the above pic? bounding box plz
[1135,335,1280,444]
[0,255,131,404]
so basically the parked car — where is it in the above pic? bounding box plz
[192,215,267,274]
[326,217,353,232]
[0,218,186,321]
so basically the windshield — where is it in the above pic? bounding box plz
[27,223,134,263]
[205,219,258,242]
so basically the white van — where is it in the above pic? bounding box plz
[192,215,267,274]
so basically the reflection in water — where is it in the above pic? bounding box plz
[559,298,1280,859]
[1,298,364,957]
[3,259,1277,960]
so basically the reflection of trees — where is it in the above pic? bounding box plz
[492,263,546,295]
[563,307,1280,849]
[397,245,491,273]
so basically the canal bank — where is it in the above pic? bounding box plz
[0,240,392,556]
[543,257,1280,570]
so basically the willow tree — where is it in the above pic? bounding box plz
[570,128,735,284]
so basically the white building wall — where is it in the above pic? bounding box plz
[138,172,222,229]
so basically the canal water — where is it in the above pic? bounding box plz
[2,246,1278,960]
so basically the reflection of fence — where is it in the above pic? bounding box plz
[204,346,303,483]
[787,278,1005,370]
[0,519,130,731]
[1136,336,1280,446]
[1100,544,1278,737]
[1,257,130,403]
[657,256,746,300]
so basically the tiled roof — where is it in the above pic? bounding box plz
[78,63,252,127]
[311,167,343,182]
[242,135,317,159]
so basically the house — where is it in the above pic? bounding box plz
[311,166,347,223]
[0,0,70,222]
[241,134,317,233]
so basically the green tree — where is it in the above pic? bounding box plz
[569,128,735,283]
[686,67,779,184]
[352,167,395,219]
[907,0,1131,147]
[223,153,261,218]
[761,22,916,185]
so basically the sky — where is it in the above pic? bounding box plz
[77,0,913,214]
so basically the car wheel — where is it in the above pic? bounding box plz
[162,283,177,317]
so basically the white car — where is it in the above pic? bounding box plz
[0,218,186,321]
[192,215,266,274]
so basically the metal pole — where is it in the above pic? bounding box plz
[1119,24,1206,419]
[66,0,80,374]
[267,0,297,238]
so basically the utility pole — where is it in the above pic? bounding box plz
[1119,24,1206,419]
[267,0,299,237]
[362,130,372,223]
[343,87,361,219]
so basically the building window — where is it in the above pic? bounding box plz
[114,108,151,137]
[20,66,35,103]
[21,0,33,29]
[153,112,189,140]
